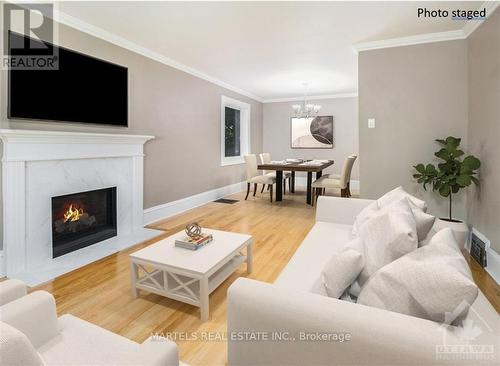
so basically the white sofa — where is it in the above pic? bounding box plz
[0,289,180,366]
[227,196,499,365]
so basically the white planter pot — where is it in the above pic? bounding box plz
[434,218,469,249]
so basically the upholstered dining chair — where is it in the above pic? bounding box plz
[311,154,357,206]
[322,154,357,179]
[259,153,291,194]
[244,154,276,202]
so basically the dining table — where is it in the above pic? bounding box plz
[257,160,334,205]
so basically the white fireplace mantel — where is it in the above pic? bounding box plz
[0,129,154,162]
[0,129,160,285]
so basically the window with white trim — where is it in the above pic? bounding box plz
[221,96,250,166]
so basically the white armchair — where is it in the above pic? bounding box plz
[0,291,180,366]
[0,279,27,306]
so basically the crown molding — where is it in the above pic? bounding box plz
[353,29,466,53]
[55,11,356,104]
[54,11,264,103]
[27,2,498,101]
[263,92,358,103]
[353,1,499,53]
[463,1,500,37]
[13,7,356,105]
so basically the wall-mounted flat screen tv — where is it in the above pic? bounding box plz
[8,32,128,126]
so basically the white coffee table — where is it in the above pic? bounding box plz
[129,228,253,321]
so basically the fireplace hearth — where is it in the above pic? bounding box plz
[52,187,117,258]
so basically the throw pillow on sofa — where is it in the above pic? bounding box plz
[357,228,478,324]
[356,197,418,286]
[352,195,434,243]
[348,280,362,298]
[377,187,434,241]
[377,186,428,212]
[419,228,437,247]
[410,203,435,241]
[321,245,364,298]
[351,201,379,238]
[343,237,365,297]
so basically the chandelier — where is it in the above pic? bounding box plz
[292,83,322,118]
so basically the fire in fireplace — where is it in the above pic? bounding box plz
[51,187,117,258]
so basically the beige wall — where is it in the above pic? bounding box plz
[0,23,263,215]
[358,40,469,220]
[467,9,500,252]
[262,97,359,180]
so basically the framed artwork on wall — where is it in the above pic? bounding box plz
[290,116,334,149]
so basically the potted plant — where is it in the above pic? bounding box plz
[413,136,480,246]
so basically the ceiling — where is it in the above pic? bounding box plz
[59,1,483,101]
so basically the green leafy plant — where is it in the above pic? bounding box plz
[413,136,480,222]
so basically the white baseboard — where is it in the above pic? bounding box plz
[143,178,361,226]
[143,181,246,225]
[486,248,500,285]
[294,177,360,191]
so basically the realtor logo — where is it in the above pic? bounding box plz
[436,301,496,361]
[2,2,58,70]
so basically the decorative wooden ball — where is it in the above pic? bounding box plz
[185,222,202,238]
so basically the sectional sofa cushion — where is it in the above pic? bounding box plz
[356,198,418,286]
[377,186,427,212]
[321,245,364,298]
[357,228,478,324]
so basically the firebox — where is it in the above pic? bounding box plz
[51,187,117,258]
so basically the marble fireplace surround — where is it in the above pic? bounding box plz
[0,129,162,286]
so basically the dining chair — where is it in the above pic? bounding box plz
[311,155,357,206]
[244,154,276,202]
[259,153,291,194]
[322,154,357,180]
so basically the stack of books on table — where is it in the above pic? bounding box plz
[175,233,213,250]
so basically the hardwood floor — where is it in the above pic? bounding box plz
[27,188,500,366]
[32,189,317,366]
[463,250,500,312]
